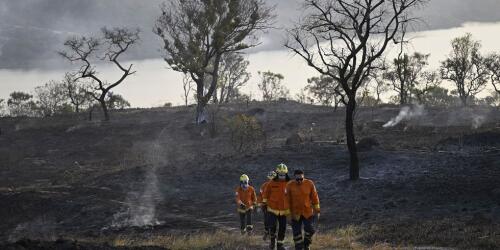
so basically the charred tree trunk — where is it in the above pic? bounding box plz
[346,95,359,180]
[88,106,94,121]
[195,100,207,124]
[98,96,109,121]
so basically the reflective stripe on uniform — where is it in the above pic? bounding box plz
[313,204,320,210]
[237,206,253,213]
[267,207,290,216]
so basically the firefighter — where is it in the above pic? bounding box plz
[235,174,257,235]
[262,163,290,250]
[258,170,277,241]
[286,169,320,250]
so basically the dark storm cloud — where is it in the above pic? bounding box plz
[0,0,500,70]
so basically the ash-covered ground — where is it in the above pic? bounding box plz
[1,102,499,249]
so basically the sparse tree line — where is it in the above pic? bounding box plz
[2,0,500,181]
[295,33,500,109]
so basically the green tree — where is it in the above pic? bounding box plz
[107,92,131,110]
[306,75,344,109]
[34,80,68,117]
[0,99,5,116]
[215,52,251,104]
[421,86,457,106]
[7,91,36,117]
[154,0,273,123]
[440,33,489,106]
[257,71,289,101]
[384,52,437,104]
[62,72,94,113]
[485,53,500,95]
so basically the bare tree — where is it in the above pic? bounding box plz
[440,33,489,106]
[286,0,424,180]
[182,73,194,107]
[257,71,289,101]
[59,27,140,121]
[216,52,251,104]
[154,0,273,123]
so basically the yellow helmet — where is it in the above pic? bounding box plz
[267,171,277,180]
[240,174,249,182]
[275,163,288,175]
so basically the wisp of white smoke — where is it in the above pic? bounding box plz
[472,115,486,129]
[383,104,425,128]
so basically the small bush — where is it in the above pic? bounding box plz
[226,114,266,153]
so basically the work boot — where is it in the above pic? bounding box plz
[246,225,253,235]
[293,234,304,250]
[295,243,304,250]
[277,242,285,250]
[303,239,311,250]
[269,237,276,250]
[240,228,246,235]
[304,233,312,250]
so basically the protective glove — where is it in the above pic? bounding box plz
[239,203,247,210]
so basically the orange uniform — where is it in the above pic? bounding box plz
[257,180,271,206]
[286,178,320,220]
[263,179,290,216]
[235,185,257,213]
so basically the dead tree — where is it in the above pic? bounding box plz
[286,0,424,180]
[182,73,194,107]
[154,0,273,123]
[59,27,140,121]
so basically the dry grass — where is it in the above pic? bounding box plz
[111,231,264,250]
[99,227,412,250]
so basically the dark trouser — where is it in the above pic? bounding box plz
[291,216,315,250]
[239,210,253,232]
[263,209,270,234]
[268,213,287,249]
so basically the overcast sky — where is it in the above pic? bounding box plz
[1,0,500,107]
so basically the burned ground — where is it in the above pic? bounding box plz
[0,102,499,249]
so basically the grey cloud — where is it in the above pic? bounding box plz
[0,0,499,70]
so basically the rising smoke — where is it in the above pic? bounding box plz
[111,138,166,228]
[383,104,425,128]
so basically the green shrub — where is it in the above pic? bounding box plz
[226,114,265,153]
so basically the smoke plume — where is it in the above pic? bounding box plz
[383,104,425,128]
[111,141,166,228]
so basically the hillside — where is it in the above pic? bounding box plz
[1,101,499,249]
